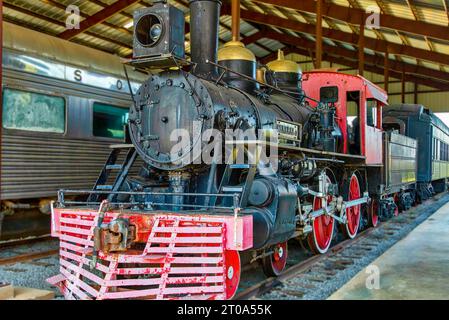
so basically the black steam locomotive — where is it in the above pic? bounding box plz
[48,0,418,300]
[124,0,344,259]
[121,1,340,249]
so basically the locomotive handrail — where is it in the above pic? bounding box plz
[56,189,241,212]
[58,189,240,197]
[206,59,318,109]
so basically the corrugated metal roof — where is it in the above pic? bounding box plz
[2,0,449,92]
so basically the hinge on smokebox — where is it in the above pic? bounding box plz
[93,218,136,254]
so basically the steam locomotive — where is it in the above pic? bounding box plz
[48,0,429,300]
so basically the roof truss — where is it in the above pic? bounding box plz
[251,0,449,42]
[2,0,449,90]
[59,0,140,40]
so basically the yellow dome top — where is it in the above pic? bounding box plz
[218,41,256,62]
[267,50,301,74]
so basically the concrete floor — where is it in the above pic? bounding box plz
[329,201,449,300]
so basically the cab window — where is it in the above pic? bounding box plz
[93,102,128,139]
[2,88,65,133]
[367,99,377,128]
[346,91,361,155]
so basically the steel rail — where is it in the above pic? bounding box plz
[0,235,52,249]
[0,249,58,266]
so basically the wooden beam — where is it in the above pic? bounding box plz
[414,82,419,104]
[358,22,365,76]
[315,0,323,69]
[221,6,449,66]
[402,70,406,103]
[3,16,116,54]
[250,0,449,42]
[241,30,264,46]
[389,89,449,96]
[443,0,449,26]
[59,0,140,40]
[42,0,133,36]
[384,50,389,93]
[375,80,401,85]
[405,0,435,53]
[260,46,449,90]
[260,30,449,86]
[3,2,132,51]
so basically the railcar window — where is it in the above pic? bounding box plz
[93,102,128,139]
[2,88,65,133]
[366,99,377,127]
[442,142,449,161]
[433,138,437,160]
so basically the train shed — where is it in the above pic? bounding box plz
[1,0,449,303]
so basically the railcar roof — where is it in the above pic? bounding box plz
[303,70,388,105]
[387,103,449,134]
[2,21,146,82]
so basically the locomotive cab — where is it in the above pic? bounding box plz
[302,71,387,165]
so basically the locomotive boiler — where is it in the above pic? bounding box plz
[47,0,409,300]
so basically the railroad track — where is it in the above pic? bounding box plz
[0,249,59,266]
[0,235,58,266]
[235,193,449,300]
[0,235,52,249]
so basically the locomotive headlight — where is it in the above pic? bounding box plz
[149,23,162,42]
[135,14,164,47]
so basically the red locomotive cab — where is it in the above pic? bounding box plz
[302,71,387,165]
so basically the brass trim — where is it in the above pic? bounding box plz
[218,41,256,62]
[267,50,301,74]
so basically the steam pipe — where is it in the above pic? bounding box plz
[189,0,222,77]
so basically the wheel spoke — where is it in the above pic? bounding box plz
[308,174,335,253]
[344,174,361,238]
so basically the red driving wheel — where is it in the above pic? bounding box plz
[341,173,362,239]
[224,250,240,299]
[307,175,335,254]
[262,242,288,277]
[368,199,379,227]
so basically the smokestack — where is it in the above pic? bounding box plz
[217,0,257,93]
[189,0,221,77]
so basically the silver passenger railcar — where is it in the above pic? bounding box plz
[0,22,145,238]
